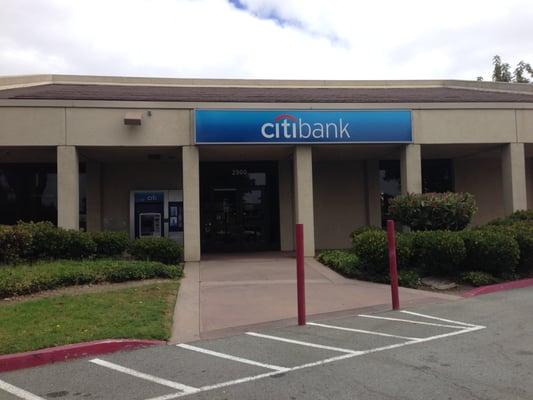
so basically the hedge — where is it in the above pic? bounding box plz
[388,192,477,231]
[317,249,361,277]
[409,230,466,275]
[0,222,182,266]
[0,259,183,298]
[90,231,131,257]
[128,237,183,265]
[352,229,411,276]
[460,229,519,275]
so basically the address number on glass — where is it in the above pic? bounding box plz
[232,169,248,176]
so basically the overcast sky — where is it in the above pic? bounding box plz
[1,0,532,81]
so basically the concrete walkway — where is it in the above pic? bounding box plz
[170,252,459,343]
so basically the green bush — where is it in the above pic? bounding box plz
[0,226,32,264]
[16,221,65,259]
[352,230,411,277]
[388,192,477,231]
[398,270,422,288]
[128,237,183,265]
[317,250,361,277]
[460,271,499,287]
[477,222,533,273]
[0,259,183,298]
[350,226,382,244]
[62,230,97,259]
[91,231,131,257]
[409,231,466,275]
[488,210,533,225]
[461,229,519,275]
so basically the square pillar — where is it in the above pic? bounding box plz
[293,145,315,257]
[400,144,422,195]
[365,160,382,227]
[86,161,102,232]
[501,143,527,214]
[182,146,201,261]
[57,145,79,230]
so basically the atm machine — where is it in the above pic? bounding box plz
[129,190,183,245]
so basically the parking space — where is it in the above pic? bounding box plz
[0,307,485,400]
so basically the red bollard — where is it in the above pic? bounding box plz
[295,223,306,325]
[387,220,400,310]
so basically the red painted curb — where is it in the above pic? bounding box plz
[0,339,164,373]
[462,278,533,298]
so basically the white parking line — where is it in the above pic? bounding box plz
[400,310,480,327]
[0,379,46,400]
[245,332,361,354]
[177,343,289,372]
[308,322,421,341]
[358,314,466,329]
[89,358,199,394]
[147,316,485,400]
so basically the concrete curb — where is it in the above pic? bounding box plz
[0,339,164,373]
[462,278,533,298]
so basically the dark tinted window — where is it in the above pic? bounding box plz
[422,159,454,193]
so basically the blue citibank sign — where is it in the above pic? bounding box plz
[194,109,412,144]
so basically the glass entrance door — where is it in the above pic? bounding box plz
[200,162,279,253]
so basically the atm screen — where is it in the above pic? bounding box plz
[139,213,162,237]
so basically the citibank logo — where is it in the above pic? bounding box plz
[260,114,350,140]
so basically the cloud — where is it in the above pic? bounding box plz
[0,0,532,80]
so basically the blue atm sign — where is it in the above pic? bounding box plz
[195,109,412,144]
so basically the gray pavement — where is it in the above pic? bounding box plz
[1,287,532,400]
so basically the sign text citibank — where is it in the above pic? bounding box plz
[195,109,412,144]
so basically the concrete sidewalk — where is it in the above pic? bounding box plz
[170,252,459,343]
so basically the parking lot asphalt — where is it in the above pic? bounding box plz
[1,287,532,400]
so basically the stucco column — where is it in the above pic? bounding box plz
[279,160,294,251]
[365,160,382,226]
[501,143,527,214]
[182,146,201,261]
[400,144,422,195]
[57,145,79,230]
[293,145,315,257]
[86,161,102,232]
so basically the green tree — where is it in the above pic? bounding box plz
[488,55,532,83]
[492,55,512,82]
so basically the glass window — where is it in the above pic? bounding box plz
[379,160,401,226]
[422,159,454,193]
[0,163,86,227]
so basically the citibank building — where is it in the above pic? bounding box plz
[1,75,532,261]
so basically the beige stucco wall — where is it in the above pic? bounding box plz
[101,162,182,231]
[0,107,66,145]
[313,160,367,249]
[66,109,190,146]
[517,110,533,143]
[454,157,505,225]
[413,109,517,144]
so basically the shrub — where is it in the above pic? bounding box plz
[91,231,131,257]
[460,271,499,287]
[0,226,32,264]
[0,259,183,298]
[409,231,466,276]
[461,229,519,275]
[352,230,411,277]
[61,230,97,259]
[398,270,422,288]
[477,222,533,273]
[317,250,361,277]
[128,237,183,265]
[16,221,65,259]
[388,192,477,231]
[488,210,533,225]
[350,226,382,244]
